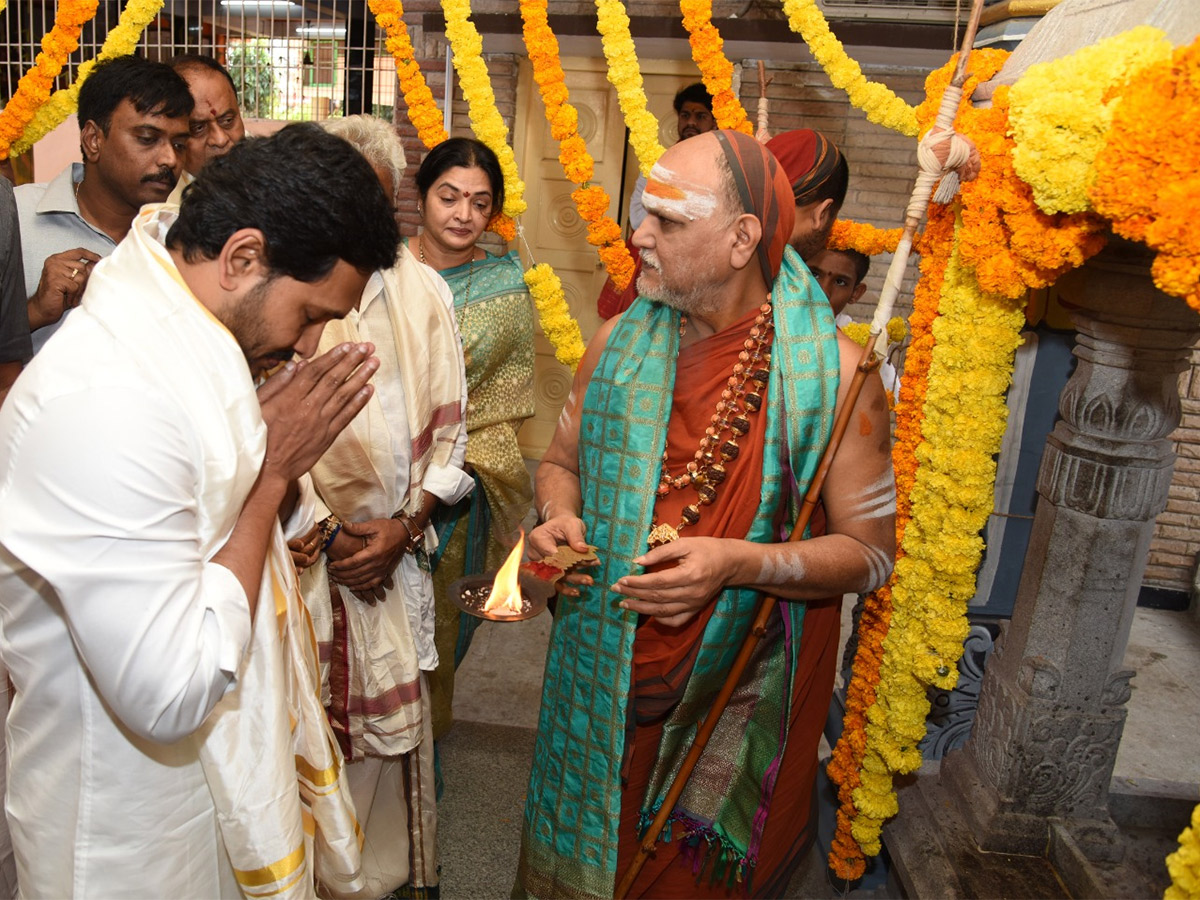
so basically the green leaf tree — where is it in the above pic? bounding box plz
[226,41,278,119]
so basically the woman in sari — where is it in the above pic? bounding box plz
[412,138,536,739]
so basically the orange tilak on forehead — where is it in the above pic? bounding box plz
[644,179,686,202]
[642,164,719,221]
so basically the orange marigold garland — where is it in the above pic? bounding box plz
[0,0,100,160]
[828,219,904,256]
[519,0,637,290]
[679,0,753,134]
[369,0,449,149]
[913,51,1106,300]
[1090,36,1200,312]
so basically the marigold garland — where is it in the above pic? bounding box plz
[826,49,1005,879]
[825,201,957,879]
[861,217,1025,850]
[525,263,586,369]
[911,52,1107,300]
[840,317,906,348]
[519,0,636,290]
[594,0,666,175]
[370,0,449,149]
[678,0,752,134]
[10,0,165,158]
[1167,803,1200,900]
[442,0,527,239]
[1009,25,1172,216]
[828,219,904,256]
[1090,36,1200,313]
[780,0,917,137]
[0,0,101,160]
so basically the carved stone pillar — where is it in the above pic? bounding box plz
[940,238,1200,864]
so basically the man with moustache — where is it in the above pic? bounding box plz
[0,124,400,897]
[16,55,192,353]
[517,130,894,898]
[167,53,247,200]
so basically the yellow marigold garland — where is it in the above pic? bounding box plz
[442,0,527,240]
[525,263,586,369]
[780,0,917,137]
[0,0,101,160]
[1167,804,1200,900]
[519,0,636,290]
[679,0,752,134]
[1009,25,1172,216]
[10,0,166,158]
[594,0,666,175]
[840,317,906,347]
[857,218,1025,857]
[826,202,957,879]
[828,219,904,256]
[826,50,1006,877]
[370,0,449,149]
[1090,36,1200,313]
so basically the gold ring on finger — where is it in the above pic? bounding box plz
[70,268,79,280]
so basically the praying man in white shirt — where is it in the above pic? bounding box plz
[0,123,400,899]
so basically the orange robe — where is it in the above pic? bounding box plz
[615,308,841,898]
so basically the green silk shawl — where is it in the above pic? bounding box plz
[517,247,839,899]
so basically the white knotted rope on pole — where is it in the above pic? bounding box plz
[867,0,985,354]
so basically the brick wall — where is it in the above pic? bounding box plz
[1146,352,1200,594]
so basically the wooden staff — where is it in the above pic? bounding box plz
[614,1,986,896]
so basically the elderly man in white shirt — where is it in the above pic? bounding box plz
[0,124,401,899]
[297,114,472,900]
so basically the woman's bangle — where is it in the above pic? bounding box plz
[319,515,342,552]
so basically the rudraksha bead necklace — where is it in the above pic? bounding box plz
[647,299,774,548]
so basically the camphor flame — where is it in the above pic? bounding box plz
[482,530,525,614]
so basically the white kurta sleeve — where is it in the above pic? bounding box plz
[0,386,252,744]
[419,266,473,506]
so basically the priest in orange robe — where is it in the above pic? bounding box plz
[515,129,896,899]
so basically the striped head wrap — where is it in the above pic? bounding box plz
[713,129,795,286]
[766,129,845,207]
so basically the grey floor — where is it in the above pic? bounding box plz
[435,583,1200,899]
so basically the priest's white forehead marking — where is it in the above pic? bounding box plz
[642,163,720,222]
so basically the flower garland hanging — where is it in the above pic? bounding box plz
[11,0,166,158]
[0,0,101,160]
[1090,36,1200,313]
[1167,803,1200,900]
[594,0,666,175]
[678,0,752,134]
[1008,25,1172,216]
[780,0,917,137]
[865,218,1025,850]
[825,202,957,879]
[369,0,449,149]
[519,0,636,290]
[909,51,1107,301]
[840,317,906,348]
[828,219,904,256]
[825,49,1006,878]
[442,0,527,240]
[525,263,586,369]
